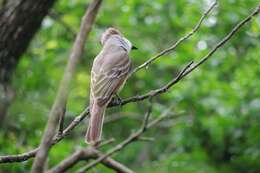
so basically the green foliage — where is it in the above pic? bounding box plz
[1,0,260,172]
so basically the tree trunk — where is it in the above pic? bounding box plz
[0,0,57,124]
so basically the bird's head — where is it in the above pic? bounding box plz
[100,27,137,52]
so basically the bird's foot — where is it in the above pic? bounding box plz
[112,93,122,106]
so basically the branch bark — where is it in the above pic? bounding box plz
[31,0,102,172]
[47,147,134,173]
[0,0,57,83]
[0,0,57,126]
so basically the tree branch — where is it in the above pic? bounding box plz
[141,97,153,131]
[48,10,77,38]
[58,107,66,135]
[31,0,102,172]
[180,4,260,78]
[47,147,134,173]
[76,104,174,173]
[96,150,135,173]
[131,0,217,74]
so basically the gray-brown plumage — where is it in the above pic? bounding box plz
[85,28,135,144]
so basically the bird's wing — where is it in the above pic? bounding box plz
[90,50,131,107]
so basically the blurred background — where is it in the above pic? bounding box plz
[0,0,260,172]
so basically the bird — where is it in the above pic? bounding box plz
[85,27,137,145]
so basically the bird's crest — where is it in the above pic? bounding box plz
[100,27,122,45]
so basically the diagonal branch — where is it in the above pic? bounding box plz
[131,0,217,74]
[48,10,77,38]
[0,108,89,163]
[58,107,66,135]
[31,0,103,172]
[47,147,134,173]
[180,4,260,78]
[141,97,153,131]
[76,104,174,173]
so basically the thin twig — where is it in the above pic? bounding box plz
[180,4,260,78]
[48,10,77,38]
[131,0,217,74]
[98,138,115,147]
[58,106,66,135]
[141,97,153,131]
[138,137,155,142]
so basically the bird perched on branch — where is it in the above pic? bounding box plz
[85,27,137,144]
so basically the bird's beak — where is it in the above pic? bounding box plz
[132,45,138,50]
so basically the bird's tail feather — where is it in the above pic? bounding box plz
[85,103,105,144]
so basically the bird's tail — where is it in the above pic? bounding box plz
[85,102,105,144]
